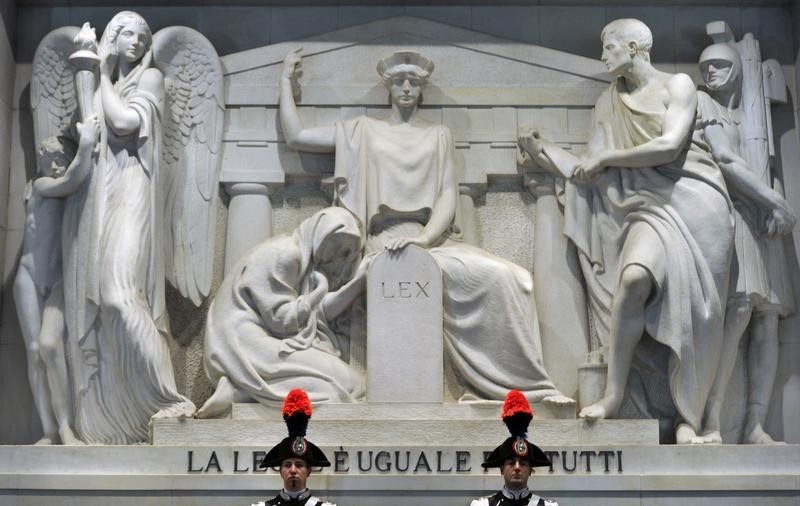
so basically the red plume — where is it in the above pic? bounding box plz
[502,390,533,419]
[282,389,313,418]
[501,390,533,438]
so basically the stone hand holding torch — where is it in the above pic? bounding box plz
[69,22,99,121]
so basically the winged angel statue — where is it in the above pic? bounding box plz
[22,11,224,444]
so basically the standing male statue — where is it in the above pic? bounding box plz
[519,18,734,443]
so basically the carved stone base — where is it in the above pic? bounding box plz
[0,445,797,505]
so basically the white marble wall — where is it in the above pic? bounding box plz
[0,0,33,446]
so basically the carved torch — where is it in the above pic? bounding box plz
[69,22,99,121]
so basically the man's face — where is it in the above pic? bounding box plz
[601,35,634,77]
[702,60,734,90]
[280,458,310,492]
[501,458,532,490]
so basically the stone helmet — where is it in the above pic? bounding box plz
[699,43,743,92]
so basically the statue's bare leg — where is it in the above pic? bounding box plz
[579,264,653,420]
[702,297,753,444]
[580,223,662,421]
[14,270,59,444]
[196,376,252,418]
[743,310,782,444]
[39,286,84,445]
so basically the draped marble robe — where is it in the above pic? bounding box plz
[64,51,194,444]
[334,116,563,402]
[563,80,734,432]
[204,208,366,404]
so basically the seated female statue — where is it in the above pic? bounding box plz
[279,49,572,406]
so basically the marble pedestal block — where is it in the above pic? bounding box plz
[150,403,655,446]
[367,246,443,403]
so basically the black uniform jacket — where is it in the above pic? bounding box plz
[470,489,558,506]
[251,489,335,506]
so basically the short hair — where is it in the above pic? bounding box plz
[38,136,76,175]
[601,18,653,62]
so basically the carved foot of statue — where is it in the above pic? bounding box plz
[744,423,785,445]
[33,434,58,445]
[542,394,576,407]
[578,395,619,420]
[152,399,196,420]
[59,426,85,445]
[195,376,236,419]
[700,430,723,444]
[675,423,706,444]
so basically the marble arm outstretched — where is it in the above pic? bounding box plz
[279,48,336,153]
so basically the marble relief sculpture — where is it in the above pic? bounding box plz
[22,11,224,444]
[519,19,735,443]
[197,207,367,418]
[277,49,573,406]
[19,10,797,449]
[697,42,796,444]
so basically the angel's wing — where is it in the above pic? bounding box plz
[31,26,80,153]
[153,26,225,306]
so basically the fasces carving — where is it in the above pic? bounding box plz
[22,11,224,444]
[279,49,573,406]
[697,36,795,444]
[519,19,735,443]
[197,207,367,418]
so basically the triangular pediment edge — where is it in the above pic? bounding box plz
[221,15,609,84]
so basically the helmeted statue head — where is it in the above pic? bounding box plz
[699,43,742,94]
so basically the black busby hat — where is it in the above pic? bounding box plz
[260,389,331,469]
[481,390,551,468]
